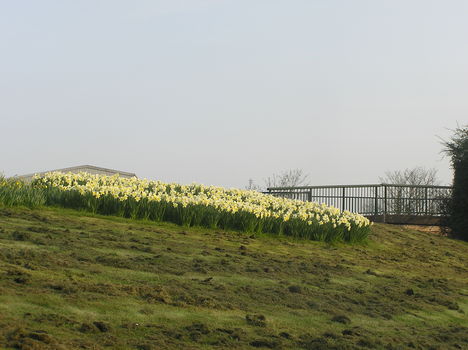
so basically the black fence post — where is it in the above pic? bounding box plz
[425,187,428,215]
[374,186,378,216]
[342,187,345,211]
[383,185,387,223]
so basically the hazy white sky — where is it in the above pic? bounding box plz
[1,0,466,187]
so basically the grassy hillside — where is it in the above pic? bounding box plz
[0,207,467,350]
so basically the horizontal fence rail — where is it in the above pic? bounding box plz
[265,184,452,224]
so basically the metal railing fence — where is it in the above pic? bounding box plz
[265,184,452,218]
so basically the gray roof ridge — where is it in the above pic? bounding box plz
[16,165,137,178]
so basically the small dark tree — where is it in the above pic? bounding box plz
[442,125,468,241]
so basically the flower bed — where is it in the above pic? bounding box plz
[32,172,371,242]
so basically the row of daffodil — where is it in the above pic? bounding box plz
[32,172,371,242]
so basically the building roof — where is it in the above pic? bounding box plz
[17,165,137,180]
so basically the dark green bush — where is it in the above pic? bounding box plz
[443,125,468,241]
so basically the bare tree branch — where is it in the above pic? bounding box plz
[379,167,440,186]
[379,167,440,215]
[246,169,310,192]
[245,178,262,191]
[265,169,310,188]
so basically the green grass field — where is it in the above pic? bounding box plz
[0,207,467,349]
